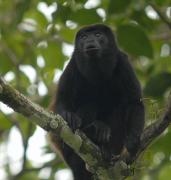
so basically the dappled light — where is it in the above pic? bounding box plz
[0,0,171,179]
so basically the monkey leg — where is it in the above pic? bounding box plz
[63,144,93,180]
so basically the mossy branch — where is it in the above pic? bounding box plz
[1,77,171,179]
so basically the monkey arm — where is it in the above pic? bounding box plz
[125,101,145,156]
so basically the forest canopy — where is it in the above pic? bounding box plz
[0,0,171,180]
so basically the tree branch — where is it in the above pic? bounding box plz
[136,95,171,158]
[150,3,171,30]
[1,77,171,179]
[0,77,129,180]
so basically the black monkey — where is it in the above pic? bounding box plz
[50,24,144,180]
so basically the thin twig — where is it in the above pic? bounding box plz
[150,3,171,29]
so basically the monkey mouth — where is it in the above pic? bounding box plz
[85,45,99,51]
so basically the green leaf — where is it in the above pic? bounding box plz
[14,0,32,25]
[55,0,67,4]
[159,164,171,180]
[154,57,171,73]
[70,8,102,25]
[24,9,48,30]
[144,72,171,97]
[0,114,12,130]
[117,24,153,58]
[16,114,36,139]
[53,4,72,23]
[38,42,66,69]
[59,28,78,43]
[131,9,159,31]
[17,171,38,180]
[152,0,171,6]
[150,129,171,157]
[108,0,132,14]
[0,53,14,74]
[75,0,87,3]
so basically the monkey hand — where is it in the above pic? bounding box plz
[120,147,131,163]
[61,111,82,131]
[111,147,131,165]
[92,121,111,143]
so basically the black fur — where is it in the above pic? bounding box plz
[52,24,144,180]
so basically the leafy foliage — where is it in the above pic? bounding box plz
[108,0,132,14]
[117,23,153,58]
[0,0,171,179]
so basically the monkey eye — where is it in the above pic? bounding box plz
[95,32,101,37]
[80,34,88,40]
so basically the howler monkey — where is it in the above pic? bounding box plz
[50,24,144,180]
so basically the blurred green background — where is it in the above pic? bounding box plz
[0,0,171,179]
